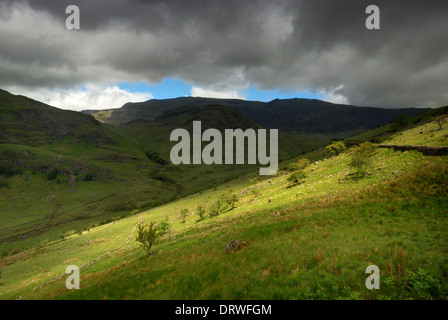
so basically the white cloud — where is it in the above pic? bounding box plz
[5,85,153,111]
[2,1,447,108]
[191,86,246,100]
[319,85,349,105]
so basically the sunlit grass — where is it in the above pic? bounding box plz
[1,142,447,300]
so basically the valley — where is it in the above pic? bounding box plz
[0,89,447,300]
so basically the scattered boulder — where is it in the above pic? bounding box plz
[224,240,248,253]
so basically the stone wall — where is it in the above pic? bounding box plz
[378,145,448,156]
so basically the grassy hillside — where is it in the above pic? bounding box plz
[0,89,111,147]
[1,89,446,300]
[121,104,332,165]
[1,91,329,257]
[0,139,175,253]
[383,121,448,146]
[1,121,447,300]
[348,105,448,145]
[0,90,173,252]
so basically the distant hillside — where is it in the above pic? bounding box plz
[154,104,260,131]
[346,105,448,145]
[82,97,264,126]
[235,99,425,134]
[0,89,112,146]
[120,104,329,166]
[83,97,426,135]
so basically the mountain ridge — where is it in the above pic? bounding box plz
[82,96,427,134]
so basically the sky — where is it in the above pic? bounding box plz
[0,0,447,111]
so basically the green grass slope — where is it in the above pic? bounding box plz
[1,124,447,300]
[383,120,448,146]
[348,105,448,145]
[0,89,111,147]
[1,91,328,257]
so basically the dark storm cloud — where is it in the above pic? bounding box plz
[283,0,448,107]
[28,0,279,34]
[0,0,447,107]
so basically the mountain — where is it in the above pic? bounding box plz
[0,89,320,248]
[233,99,425,134]
[82,97,264,125]
[83,97,426,135]
[153,104,260,130]
[118,104,328,166]
[0,89,112,147]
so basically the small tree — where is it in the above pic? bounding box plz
[391,114,409,132]
[325,141,347,157]
[180,208,189,223]
[288,162,298,172]
[287,170,307,185]
[225,194,239,210]
[289,158,311,171]
[196,205,206,221]
[348,142,376,177]
[209,199,225,217]
[434,115,447,131]
[297,158,311,169]
[135,221,165,257]
[159,218,170,235]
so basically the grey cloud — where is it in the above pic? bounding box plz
[0,0,447,107]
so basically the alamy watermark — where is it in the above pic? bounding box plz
[65,5,80,30]
[170,121,278,175]
[66,5,380,31]
[366,5,380,30]
[65,265,80,289]
[365,265,380,290]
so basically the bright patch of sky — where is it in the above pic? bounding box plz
[118,78,191,100]
[5,78,334,112]
[118,79,322,103]
[244,86,322,102]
